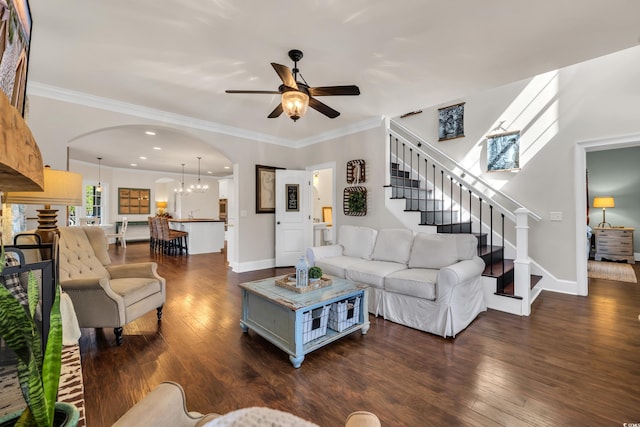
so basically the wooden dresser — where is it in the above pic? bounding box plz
[594,227,635,264]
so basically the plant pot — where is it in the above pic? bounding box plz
[0,402,80,427]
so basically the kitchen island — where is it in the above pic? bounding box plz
[168,218,225,255]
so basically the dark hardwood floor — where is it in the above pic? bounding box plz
[80,242,640,426]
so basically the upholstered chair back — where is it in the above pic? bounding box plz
[58,226,111,282]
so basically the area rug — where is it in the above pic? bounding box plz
[0,345,85,426]
[587,260,637,283]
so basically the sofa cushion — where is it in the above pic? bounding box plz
[408,233,459,269]
[315,256,363,279]
[385,268,438,300]
[338,225,377,260]
[371,229,414,264]
[346,260,407,289]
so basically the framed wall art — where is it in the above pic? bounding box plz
[286,183,299,212]
[438,102,465,141]
[487,131,520,172]
[118,187,150,214]
[0,0,32,117]
[255,164,283,213]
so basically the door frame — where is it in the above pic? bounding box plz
[574,132,640,296]
[306,161,337,230]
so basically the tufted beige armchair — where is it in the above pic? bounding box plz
[58,226,166,345]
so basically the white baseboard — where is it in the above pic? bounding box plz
[231,258,275,273]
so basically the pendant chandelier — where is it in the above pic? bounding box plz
[174,163,191,195]
[190,157,209,193]
[96,157,103,192]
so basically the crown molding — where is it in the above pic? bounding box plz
[27,82,293,146]
[294,116,384,148]
[28,82,384,148]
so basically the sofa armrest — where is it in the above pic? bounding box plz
[113,382,205,427]
[306,244,343,266]
[437,257,485,299]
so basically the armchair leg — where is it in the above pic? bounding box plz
[114,327,123,346]
[157,305,163,321]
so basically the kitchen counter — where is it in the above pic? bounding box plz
[169,218,225,254]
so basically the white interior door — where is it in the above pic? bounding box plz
[275,170,313,267]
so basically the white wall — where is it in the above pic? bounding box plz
[26,45,640,278]
[395,45,640,282]
[69,160,219,224]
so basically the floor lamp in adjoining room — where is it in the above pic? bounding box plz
[4,166,83,248]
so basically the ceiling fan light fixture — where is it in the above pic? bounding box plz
[281,90,309,122]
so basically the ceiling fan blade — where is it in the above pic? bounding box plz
[225,90,280,94]
[271,63,298,90]
[268,103,283,118]
[309,97,340,119]
[309,85,360,97]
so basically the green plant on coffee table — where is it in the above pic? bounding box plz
[309,266,323,280]
[0,248,63,427]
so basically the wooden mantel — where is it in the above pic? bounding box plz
[0,92,43,192]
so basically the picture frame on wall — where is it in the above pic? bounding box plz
[286,184,299,212]
[255,164,283,213]
[487,131,520,172]
[0,0,32,117]
[438,102,465,141]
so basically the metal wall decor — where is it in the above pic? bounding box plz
[486,130,520,172]
[346,159,366,184]
[438,102,465,141]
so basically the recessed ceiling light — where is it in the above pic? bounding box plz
[139,156,147,160]
[145,131,156,136]
[207,171,213,174]
[224,166,230,169]
[153,147,161,150]
[130,163,137,167]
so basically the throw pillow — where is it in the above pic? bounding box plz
[409,233,459,269]
[2,251,29,307]
[338,225,377,260]
[199,407,319,427]
[371,229,413,264]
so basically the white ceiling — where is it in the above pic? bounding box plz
[26,0,640,175]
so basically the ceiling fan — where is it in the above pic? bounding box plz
[225,49,360,122]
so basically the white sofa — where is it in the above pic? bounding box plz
[306,225,486,338]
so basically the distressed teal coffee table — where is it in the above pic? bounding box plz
[239,275,369,368]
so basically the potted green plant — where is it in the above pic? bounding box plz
[0,249,79,427]
[308,266,323,282]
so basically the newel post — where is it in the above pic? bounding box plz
[514,208,531,316]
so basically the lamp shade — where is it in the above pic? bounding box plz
[156,201,168,209]
[281,90,309,121]
[4,167,83,206]
[593,197,615,209]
